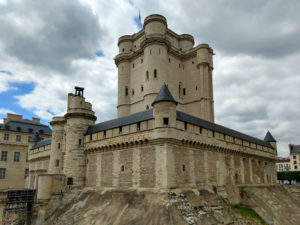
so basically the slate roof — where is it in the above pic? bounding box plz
[31,138,52,150]
[0,119,52,135]
[264,131,276,142]
[152,84,177,106]
[86,109,272,148]
[86,109,154,135]
[290,145,300,154]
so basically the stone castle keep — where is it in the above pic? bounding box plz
[27,14,277,200]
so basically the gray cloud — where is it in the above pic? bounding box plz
[0,0,102,72]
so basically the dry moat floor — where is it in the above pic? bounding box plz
[32,185,300,225]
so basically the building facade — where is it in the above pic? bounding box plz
[0,113,51,189]
[289,144,300,171]
[276,157,291,172]
[27,14,278,200]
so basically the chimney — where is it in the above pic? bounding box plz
[4,113,23,123]
[32,117,40,123]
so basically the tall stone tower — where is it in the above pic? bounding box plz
[48,87,97,187]
[115,14,214,122]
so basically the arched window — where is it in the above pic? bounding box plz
[125,87,128,96]
[154,69,157,78]
[146,71,149,80]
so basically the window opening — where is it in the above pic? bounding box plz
[183,88,186,96]
[184,122,187,130]
[4,134,9,141]
[16,135,21,142]
[1,151,7,162]
[14,152,20,162]
[146,71,149,80]
[119,127,122,135]
[141,58,143,63]
[67,177,73,185]
[121,165,125,172]
[163,118,169,126]
[103,130,106,138]
[0,168,6,179]
[137,122,141,131]
[154,69,157,78]
[55,160,60,167]
[132,64,135,68]
[169,58,171,63]
[122,48,125,52]
[125,87,128,96]
[182,164,186,171]
[79,139,82,145]
[132,89,135,96]
[141,85,144,92]
[146,105,149,109]
[58,143,61,149]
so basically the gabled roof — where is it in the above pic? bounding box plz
[85,109,272,148]
[290,145,300,154]
[264,131,276,142]
[176,111,272,148]
[85,109,154,135]
[0,119,52,135]
[152,84,177,106]
[31,138,52,150]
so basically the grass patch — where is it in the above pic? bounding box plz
[231,204,268,225]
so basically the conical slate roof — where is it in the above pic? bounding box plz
[152,84,177,106]
[264,131,276,142]
[29,130,42,142]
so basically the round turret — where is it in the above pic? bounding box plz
[144,14,167,36]
[118,35,133,53]
[179,34,194,51]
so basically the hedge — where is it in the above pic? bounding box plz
[277,171,300,182]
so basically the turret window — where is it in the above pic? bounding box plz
[146,105,149,109]
[146,71,149,80]
[132,64,135,68]
[125,87,128,96]
[137,122,141,131]
[183,88,186,96]
[55,160,59,167]
[119,127,122,135]
[169,58,171,63]
[121,165,125,172]
[192,61,194,64]
[58,143,60,149]
[132,89,135,96]
[163,118,169,126]
[141,85,144,92]
[103,130,106,138]
[182,164,186,171]
[154,69,157,78]
[79,139,82,145]
[141,58,143,63]
[122,48,125,52]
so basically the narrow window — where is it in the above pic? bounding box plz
[1,151,7,162]
[154,69,157,78]
[16,135,21,142]
[146,105,149,109]
[0,168,6,179]
[132,89,135,96]
[184,122,187,130]
[192,61,194,64]
[24,168,29,178]
[141,85,144,92]
[79,139,82,145]
[121,165,125,172]
[212,131,215,137]
[132,64,135,68]
[58,143,61,149]
[163,118,169,126]
[14,152,20,162]
[183,88,186,96]
[146,71,149,80]
[265,162,268,166]
[137,122,141,131]
[103,130,106,138]
[141,58,143,63]
[195,86,198,91]
[199,127,202,133]
[55,160,60,167]
[134,45,136,48]
[125,87,128,96]
[67,177,73,185]
[119,127,122,134]
[169,58,171,63]
[180,48,182,51]
[122,48,125,52]
[182,164,185,171]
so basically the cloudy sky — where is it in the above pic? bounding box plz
[0,0,299,156]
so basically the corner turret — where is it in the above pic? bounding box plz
[152,84,177,128]
[264,131,277,151]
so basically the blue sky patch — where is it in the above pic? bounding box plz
[95,50,104,57]
[0,82,39,123]
[0,70,13,75]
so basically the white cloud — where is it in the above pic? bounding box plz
[1,0,300,157]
